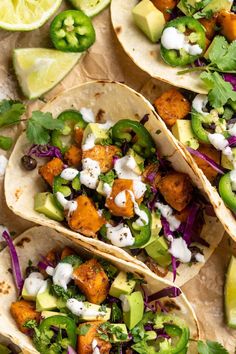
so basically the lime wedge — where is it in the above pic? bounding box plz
[13,48,82,99]
[0,0,62,31]
[69,0,110,17]
[225,256,236,328]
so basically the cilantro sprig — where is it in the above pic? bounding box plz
[197,340,229,354]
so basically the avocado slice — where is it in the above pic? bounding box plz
[36,283,58,312]
[145,236,171,267]
[22,285,37,301]
[132,0,166,43]
[221,147,236,170]
[127,148,144,174]
[78,302,111,321]
[225,256,236,328]
[171,120,199,150]
[82,122,109,145]
[41,311,66,319]
[121,291,144,330]
[34,192,64,221]
[203,0,233,13]
[140,211,162,248]
[109,271,136,298]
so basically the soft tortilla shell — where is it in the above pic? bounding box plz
[5,81,224,286]
[0,226,199,353]
[110,0,207,94]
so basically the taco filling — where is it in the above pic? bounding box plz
[132,0,236,73]
[153,83,236,214]
[20,108,210,281]
[4,229,192,354]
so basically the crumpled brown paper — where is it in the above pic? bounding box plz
[0,3,235,352]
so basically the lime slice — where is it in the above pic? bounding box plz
[225,256,236,328]
[0,0,62,31]
[69,0,110,17]
[13,48,82,99]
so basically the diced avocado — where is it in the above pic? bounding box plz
[56,297,66,309]
[78,302,111,321]
[203,0,233,14]
[96,180,106,196]
[127,148,145,174]
[145,236,172,267]
[172,120,199,150]
[177,0,197,15]
[221,147,236,170]
[229,100,236,112]
[82,122,109,145]
[204,36,221,60]
[140,212,162,248]
[146,330,157,341]
[225,256,236,328]
[34,192,64,222]
[109,323,128,342]
[132,0,166,43]
[109,271,136,298]
[22,285,37,301]
[0,344,11,354]
[41,311,66,319]
[36,284,58,312]
[122,291,144,330]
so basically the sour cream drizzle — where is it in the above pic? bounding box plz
[82,133,96,151]
[106,223,135,247]
[80,158,101,189]
[155,202,180,232]
[56,192,78,215]
[192,94,209,116]
[66,299,107,319]
[24,272,47,296]
[60,168,78,181]
[169,236,192,263]
[92,339,100,354]
[46,263,73,291]
[114,155,141,180]
[80,107,95,123]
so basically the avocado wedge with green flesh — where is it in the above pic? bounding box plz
[225,256,236,328]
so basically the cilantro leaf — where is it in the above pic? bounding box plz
[197,340,229,354]
[99,170,116,185]
[78,323,91,336]
[200,72,236,108]
[208,36,236,72]
[26,111,64,145]
[0,100,25,128]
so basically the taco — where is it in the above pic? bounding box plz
[141,79,236,240]
[110,0,235,93]
[5,81,224,285]
[0,226,199,353]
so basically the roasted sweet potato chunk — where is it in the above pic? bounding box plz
[154,89,191,127]
[218,11,236,42]
[158,172,193,211]
[199,16,217,40]
[61,246,76,260]
[174,206,190,223]
[73,259,109,304]
[10,300,40,334]
[38,157,64,186]
[68,195,105,237]
[152,0,177,21]
[74,127,84,147]
[82,145,121,173]
[64,145,82,167]
[106,179,135,218]
[142,163,161,189]
[193,144,220,183]
[77,321,111,354]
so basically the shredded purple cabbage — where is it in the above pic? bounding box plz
[28,144,62,159]
[113,155,119,165]
[147,189,159,211]
[140,114,149,125]
[37,261,48,270]
[121,141,129,155]
[228,136,236,147]
[156,328,171,339]
[147,286,181,303]
[223,74,236,91]
[194,58,207,67]
[183,203,200,246]
[2,231,24,294]
[107,295,120,303]
[67,346,77,354]
[161,217,174,238]
[187,146,225,174]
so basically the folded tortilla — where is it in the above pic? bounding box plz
[0,226,199,353]
[140,78,236,242]
[5,81,224,286]
[110,0,207,94]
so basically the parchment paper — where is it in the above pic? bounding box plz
[0,2,235,352]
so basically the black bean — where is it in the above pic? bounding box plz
[21,155,37,170]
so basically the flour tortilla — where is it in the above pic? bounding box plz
[140,78,236,242]
[110,0,207,94]
[5,81,224,286]
[0,226,199,353]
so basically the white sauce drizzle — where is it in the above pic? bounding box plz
[56,192,78,215]
[114,190,127,207]
[0,155,8,177]
[195,253,205,263]
[106,223,135,247]
[24,272,47,296]
[103,183,112,197]
[50,263,74,291]
[169,237,192,263]
[155,202,180,232]
[80,107,95,123]
[119,294,130,312]
[114,155,141,180]
[80,158,101,189]
[66,299,107,319]
[161,27,202,55]
[133,181,147,199]
[92,339,101,354]
[60,168,78,181]
[82,133,96,151]
[192,94,209,116]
